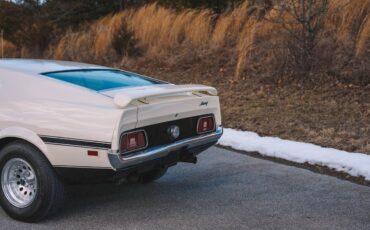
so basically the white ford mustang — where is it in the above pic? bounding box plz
[0,59,222,222]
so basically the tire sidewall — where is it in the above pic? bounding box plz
[0,142,55,221]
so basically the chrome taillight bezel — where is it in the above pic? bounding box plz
[196,115,216,134]
[119,129,148,155]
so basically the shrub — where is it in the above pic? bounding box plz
[111,18,140,57]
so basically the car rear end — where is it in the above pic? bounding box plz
[102,85,223,174]
[42,68,222,175]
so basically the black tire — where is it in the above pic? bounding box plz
[0,140,65,222]
[128,167,168,184]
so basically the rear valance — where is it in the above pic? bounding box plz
[102,84,218,108]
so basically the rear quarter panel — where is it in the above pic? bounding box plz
[0,69,131,168]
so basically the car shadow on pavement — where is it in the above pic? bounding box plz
[47,166,231,222]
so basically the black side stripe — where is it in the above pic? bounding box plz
[40,136,111,149]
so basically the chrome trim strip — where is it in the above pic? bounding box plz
[108,127,223,170]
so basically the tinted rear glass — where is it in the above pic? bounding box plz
[43,69,163,91]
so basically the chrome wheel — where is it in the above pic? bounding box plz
[1,158,38,208]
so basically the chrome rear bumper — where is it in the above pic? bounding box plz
[108,127,223,171]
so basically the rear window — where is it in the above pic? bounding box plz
[43,69,164,91]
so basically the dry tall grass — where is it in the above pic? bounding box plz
[50,0,370,84]
[356,14,370,56]
[1,40,18,58]
[324,0,370,53]
[128,4,213,55]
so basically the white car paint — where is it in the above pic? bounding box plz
[0,59,222,171]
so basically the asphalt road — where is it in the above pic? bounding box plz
[0,147,369,230]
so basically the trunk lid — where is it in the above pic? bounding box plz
[101,84,221,128]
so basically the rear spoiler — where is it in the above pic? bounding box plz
[112,84,218,108]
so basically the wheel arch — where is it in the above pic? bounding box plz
[0,127,49,161]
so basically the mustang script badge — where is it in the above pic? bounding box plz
[200,101,208,106]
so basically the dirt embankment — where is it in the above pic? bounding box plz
[121,56,370,154]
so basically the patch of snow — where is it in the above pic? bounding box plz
[218,128,370,180]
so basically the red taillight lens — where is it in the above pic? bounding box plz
[120,131,147,154]
[197,116,215,134]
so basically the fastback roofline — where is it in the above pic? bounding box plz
[0,59,108,75]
